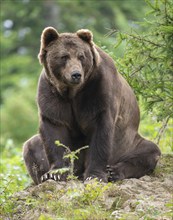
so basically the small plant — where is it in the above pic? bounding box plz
[82,180,111,206]
[55,140,89,180]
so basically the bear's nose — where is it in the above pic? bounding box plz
[71,72,81,80]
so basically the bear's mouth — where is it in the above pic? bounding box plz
[63,77,82,87]
[70,78,81,85]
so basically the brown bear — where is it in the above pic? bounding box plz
[23,27,161,184]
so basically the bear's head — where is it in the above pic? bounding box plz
[38,27,100,94]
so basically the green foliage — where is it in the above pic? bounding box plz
[0,144,30,216]
[114,0,173,122]
[1,86,38,148]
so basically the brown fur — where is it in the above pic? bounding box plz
[23,27,161,184]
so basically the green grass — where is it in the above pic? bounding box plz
[0,143,31,216]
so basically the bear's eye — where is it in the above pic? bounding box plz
[78,54,85,61]
[61,55,69,61]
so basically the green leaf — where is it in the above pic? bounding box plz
[159,25,173,33]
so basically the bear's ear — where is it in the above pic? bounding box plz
[38,27,59,64]
[77,29,93,43]
[77,29,101,66]
[41,27,59,48]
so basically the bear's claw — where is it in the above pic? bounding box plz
[41,173,49,182]
[41,170,68,183]
[85,176,103,183]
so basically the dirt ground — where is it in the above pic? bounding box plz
[1,154,173,220]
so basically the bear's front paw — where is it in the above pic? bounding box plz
[41,168,69,183]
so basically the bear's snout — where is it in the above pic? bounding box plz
[71,71,82,84]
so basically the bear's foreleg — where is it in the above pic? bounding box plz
[84,111,114,182]
[39,116,73,182]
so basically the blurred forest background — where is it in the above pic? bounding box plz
[0,0,172,195]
